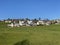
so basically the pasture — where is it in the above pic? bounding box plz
[0,22,60,45]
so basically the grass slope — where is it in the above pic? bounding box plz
[0,22,60,45]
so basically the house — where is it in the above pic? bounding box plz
[19,20,37,26]
[4,19,12,23]
[27,20,32,24]
[51,19,60,24]
[5,20,11,23]
[19,20,25,26]
[14,23,20,27]
[55,19,60,24]
[8,23,14,27]
[27,20,33,26]
[37,20,45,25]
[0,20,4,22]
[8,23,20,27]
[45,21,52,25]
[27,20,38,26]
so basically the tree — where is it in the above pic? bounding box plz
[25,18,30,21]
[33,18,38,23]
[39,17,41,20]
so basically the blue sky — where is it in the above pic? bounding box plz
[0,0,60,20]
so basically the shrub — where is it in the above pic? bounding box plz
[14,39,30,45]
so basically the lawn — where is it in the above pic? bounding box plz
[0,22,60,45]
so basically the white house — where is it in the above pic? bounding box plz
[56,19,60,22]
[8,23,20,27]
[37,20,45,25]
[27,20,33,25]
[5,20,11,23]
[53,19,60,24]
[7,23,14,27]
[45,21,51,25]
[14,23,20,27]
[27,20,38,26]
[27,20,32,24]
[19,21,25,26]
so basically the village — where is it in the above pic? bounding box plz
[0,18,60,27]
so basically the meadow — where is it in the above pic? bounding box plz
[0,22,60,45]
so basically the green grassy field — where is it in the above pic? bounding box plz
[0,22,60,45]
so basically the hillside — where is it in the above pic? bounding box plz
[0,22,60,45]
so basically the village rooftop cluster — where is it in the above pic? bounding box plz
[0,18,60,27]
